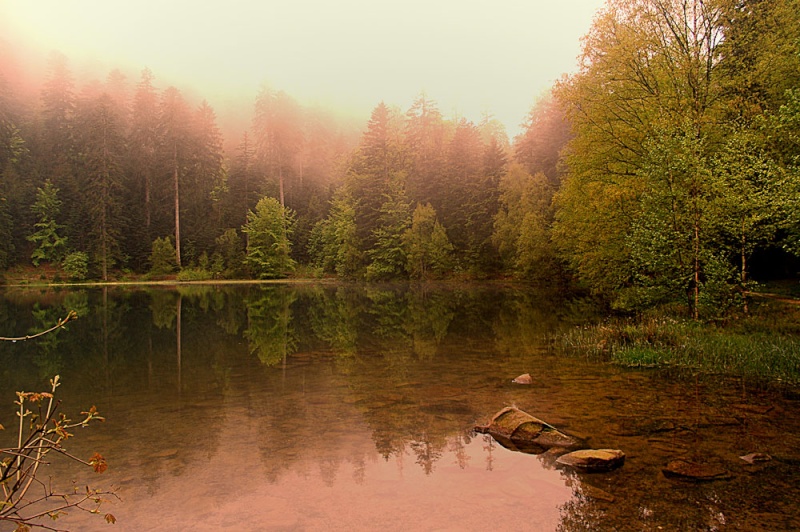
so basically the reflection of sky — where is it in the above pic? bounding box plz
[98,422,571,530]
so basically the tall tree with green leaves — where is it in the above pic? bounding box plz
[347,102,408,250]
[127,68,160,268]
[0,72,27,268]
[242,196,296,279]
[514,91,571,187]
[404,93,448,205]
[252,88,303,208]
[227,131,258,230]
[74,92,126,280]
[366,179,412,280]
[38,53,81,247]
[308,189,362,278]
[185,100,226,256]
[157,86,192,268]
[27,180,67,266]
[493,164,557,279]
[405,202,453,280]
[554,0,729,316]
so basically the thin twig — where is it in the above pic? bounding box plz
[0,311,78,342]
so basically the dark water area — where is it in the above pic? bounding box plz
[1,283,799,531]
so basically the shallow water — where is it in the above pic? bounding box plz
[1,283,799,531]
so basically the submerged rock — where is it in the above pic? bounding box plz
[556,449,626,472]
[475,406,583,454]
[512,373,533,384]
[662,459,731,481]
[740,452,771,465]
[580,484,616,502]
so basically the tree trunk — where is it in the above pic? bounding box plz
[742,217,748,314]
[173,142,181,268]
[693,207,700,321]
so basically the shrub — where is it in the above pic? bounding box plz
[62,251,89,281]
[150,237,177,275]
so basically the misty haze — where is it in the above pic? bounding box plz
[2,0,800,530]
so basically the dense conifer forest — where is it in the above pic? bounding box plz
[1,0,799,319]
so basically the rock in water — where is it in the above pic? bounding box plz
[740,453,771,465]
[662,459,730,481]
[475,406,583,453]
[512,373,533,384]
[556,449,626,472]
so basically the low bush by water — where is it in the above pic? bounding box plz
[557,299,800,384]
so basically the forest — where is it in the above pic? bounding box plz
[1,0,799,319]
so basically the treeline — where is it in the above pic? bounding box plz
[0,48,556,282]
[2,0,800,319]
[0,52,357,280]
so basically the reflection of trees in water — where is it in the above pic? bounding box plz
[101,288,233,497]
[4,285,800,529]
[244,286,297,367]
[482,434,496,471]
[1,287,233,499]
[405,287,456,360]
[308,285,362,364]
[410,434,444,475]
[492,286,565,357]
[365,287,410,341]
[248,358,376,486]
[29,303,67,377]
[149,289,177,330]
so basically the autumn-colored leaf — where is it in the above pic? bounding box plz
[90,452,108,473]
[105,513,117,524]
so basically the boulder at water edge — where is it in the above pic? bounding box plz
[512,373,533,384]
[475,406,583,453]
[556,449,626,472]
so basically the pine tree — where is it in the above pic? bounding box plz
[157,86,192,268]
[27,180,67,266]
[74,92,126,280]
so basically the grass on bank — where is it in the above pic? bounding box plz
[557,298,800,384]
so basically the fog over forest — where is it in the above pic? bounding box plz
[1,0,800,320]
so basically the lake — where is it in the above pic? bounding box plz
[1,283,799,531]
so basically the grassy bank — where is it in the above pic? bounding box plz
[557,297,800,384]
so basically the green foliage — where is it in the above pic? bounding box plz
[309,190,362,278]
[27,180,68,266]
[772,89,800,254]
[492,164,558,280]
[214,228,245,278]
[242,196,296,279]
[150,236,178,275]
[244,287,297,366]
[551,0,800,316]
[559,311,800,383]
[62,250,89,281]
[0,192,13,269]
[176,266,213,281]
[366,179,412,281]
[405,202,453,279]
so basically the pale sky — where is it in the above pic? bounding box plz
[0,0,606,137]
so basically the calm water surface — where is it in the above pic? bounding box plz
[1,283,799,531]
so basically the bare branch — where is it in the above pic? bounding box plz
[0,312,78,342]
